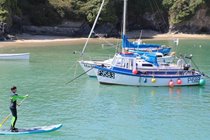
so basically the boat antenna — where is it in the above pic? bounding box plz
[81,0,105,56]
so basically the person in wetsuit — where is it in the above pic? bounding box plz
[10,86,28,132]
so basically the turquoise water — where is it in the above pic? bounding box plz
[0,39,210,140]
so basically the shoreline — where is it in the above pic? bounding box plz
[151,33,210,40]
[1,33,210,48]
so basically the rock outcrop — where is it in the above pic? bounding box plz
[0,22,12,41]
[142,12,168,33]
[22,22,120,37]
[94,23,120,37]
[22,21,91,37]
[170,6,210,34]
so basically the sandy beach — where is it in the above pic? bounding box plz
[0,34,88,48]
[152,33,210,40]
[1,33,210,48]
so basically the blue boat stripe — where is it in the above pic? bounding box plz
[95,66,201,78]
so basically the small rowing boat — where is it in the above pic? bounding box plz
[0,53,30,60]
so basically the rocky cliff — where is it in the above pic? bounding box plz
[170,5,210,33]
[1,0,210,39]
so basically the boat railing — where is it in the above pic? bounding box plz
[138,68,201,76]
[83,55,113,61]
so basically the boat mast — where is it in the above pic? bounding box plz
[81,0,105,56]
[123,0,127,36]
[122,0,127,53]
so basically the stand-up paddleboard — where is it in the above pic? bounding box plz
[0,124,62,135]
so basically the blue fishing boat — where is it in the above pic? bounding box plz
[94,52,205,87]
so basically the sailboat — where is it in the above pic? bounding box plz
[93,0,206,87]
[78,0,112,77]
[78,0,173,77]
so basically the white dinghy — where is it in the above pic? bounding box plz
[0,53,30,60]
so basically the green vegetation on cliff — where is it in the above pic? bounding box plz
[163,0,204,24]
[18,0,62,26]
[0,0,210,32]
[71,0,117,24]
[0,0,20,26]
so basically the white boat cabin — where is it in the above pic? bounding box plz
[111,53,156,70]
[111,53,190,72]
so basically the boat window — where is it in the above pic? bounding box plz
[123,58,132,69]
[115,58,123,66]
[112,57,117,65]
[129,59,134,69]
[161,63,169,66]
[124,59,130,69]
[156,55,162,57]
[114,57,134,70]
[142,64,153,67]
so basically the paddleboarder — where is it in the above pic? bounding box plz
[10,86,28,132]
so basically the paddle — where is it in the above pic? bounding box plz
[0,96,28,128]
[66,67,94,85]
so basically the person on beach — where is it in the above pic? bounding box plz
[10,86,28,132]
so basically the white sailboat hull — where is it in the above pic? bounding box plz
[79,61,96,77]
[0,53,30,60]
[78,59,112,77]
[94,68,202,86]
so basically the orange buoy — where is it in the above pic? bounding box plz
[177,79,182,85]
[132,69,138,74]
[169,80,174,87]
